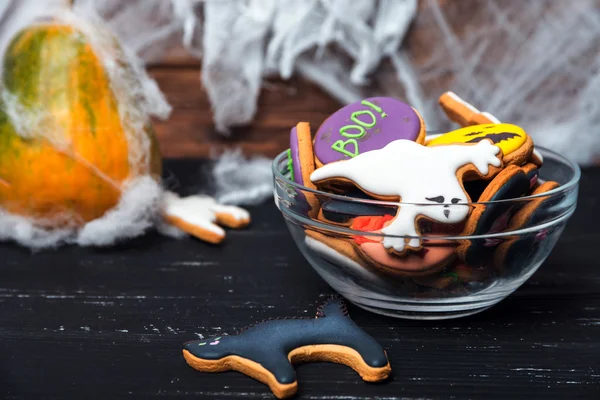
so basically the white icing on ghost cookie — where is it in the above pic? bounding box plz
[310,139,501,252]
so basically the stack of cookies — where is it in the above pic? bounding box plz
[286,93,560,294]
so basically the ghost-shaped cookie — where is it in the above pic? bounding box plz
[310,139,502,253]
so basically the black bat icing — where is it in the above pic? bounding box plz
[183,296,389,385]
[465,132,521,144]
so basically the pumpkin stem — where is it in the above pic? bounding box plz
[66,0,75,8]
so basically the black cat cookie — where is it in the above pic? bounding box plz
[182,296,391,399]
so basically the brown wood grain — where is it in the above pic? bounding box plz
[150,68,341,159]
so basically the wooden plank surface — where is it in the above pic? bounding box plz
[0,160,598,399]
[149,68,341,159]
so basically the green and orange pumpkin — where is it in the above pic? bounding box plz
[0,22,161,224]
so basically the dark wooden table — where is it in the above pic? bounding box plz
[1,160,599,399]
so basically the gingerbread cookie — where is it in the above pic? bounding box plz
[438,91,500,127]
[310,139,502,254]
[358,241,456,277]
[427,123,533,167]
[304,232,391,287]
[494,180,561,268]
[320,189,396,225]
[456,164,533,262]
[288,122,321,216]
[314,97,425,167]
[162,192,250,244]
[349,215,456,277]
[438,92,542,167]
[289,122,316,188]
[183,296,391,399]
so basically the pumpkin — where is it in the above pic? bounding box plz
[0,23,161,224]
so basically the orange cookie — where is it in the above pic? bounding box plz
[439,91,500,127]
[456,164,534,262]
[304,230,391,287]
[494,180,561,268]
[427,123,533,167]
[288,122,320,216]
[357,240,456,277]
[162,192,250,244]
[438,92,542,167]
[310,139,503,255]
[183,296,391,399]
[350,215,456,277]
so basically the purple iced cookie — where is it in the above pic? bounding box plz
[314,97,425,165]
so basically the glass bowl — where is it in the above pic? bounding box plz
[272,147,580,319]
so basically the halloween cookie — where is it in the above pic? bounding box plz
[288,122,321,216]
[289,122,316,188]
[310,139,502,254]
[456,164,533,262]
[183,296,391,399]
[427,123,533,167]
[350,215,456,277]
[320,189,397,225]
[358,241,456,277]
[304,231,391,287]
[438,92,542,167]
[438,91,500,127]
[494,180,561,269]
[162,192,250,244]
[314,97,426,166]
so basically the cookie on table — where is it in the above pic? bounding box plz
[427,123,533,167]
[456,164,534,263]
[310,139,503,255]
[313,97,426,167]
[494,181,561,269]
[162,192,250,244]
[183,296,391,399]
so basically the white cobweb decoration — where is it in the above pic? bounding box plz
[409,0,600,165]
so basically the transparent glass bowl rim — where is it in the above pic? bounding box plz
[272,145,580,240]
[272,145,580,208]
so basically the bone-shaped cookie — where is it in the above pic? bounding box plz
[182,296,391,399]
[162,191,250,244]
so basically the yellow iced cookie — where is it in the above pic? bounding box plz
[427,123,532,165]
